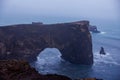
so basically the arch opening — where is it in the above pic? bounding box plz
[34,48,64,74]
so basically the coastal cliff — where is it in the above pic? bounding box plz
[0,21,93,65]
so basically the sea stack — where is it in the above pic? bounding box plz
[0,20,93,65]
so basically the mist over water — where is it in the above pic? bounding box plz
[0,0,120,26]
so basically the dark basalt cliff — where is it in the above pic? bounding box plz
[0,21,93,65]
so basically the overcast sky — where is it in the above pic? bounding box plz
[0,0,120,24]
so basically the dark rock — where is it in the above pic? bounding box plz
[88,25,100,33]
[32,22,43,25]
[100,47,106,55]
[0,21,93,65]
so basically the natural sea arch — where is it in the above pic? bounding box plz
[0,21,93,65]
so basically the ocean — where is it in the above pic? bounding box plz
[0,19,120,80]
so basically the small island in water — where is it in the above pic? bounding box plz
[88,25,100,33]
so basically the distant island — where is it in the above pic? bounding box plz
[88,25,100,33]
[70,21,100,33]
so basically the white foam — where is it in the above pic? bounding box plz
[100,31,106,34]
[94,52,120,66]
[35,48,63,74]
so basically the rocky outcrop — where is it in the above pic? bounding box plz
[0,60,103,80]
[72,21,100,33]
[88,25,100,33]
[0,21,93,65]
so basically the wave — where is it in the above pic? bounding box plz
[100,31,106,34]
[93,31,120,41]
[94,52,120,66]
[36,48,62,65]
[99,31,120,41]
[35,48,62,74]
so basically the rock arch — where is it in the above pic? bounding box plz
[0,21,93,65]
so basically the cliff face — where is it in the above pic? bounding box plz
[0,21,93,65]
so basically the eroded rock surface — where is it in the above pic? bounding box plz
[0,21,93,65]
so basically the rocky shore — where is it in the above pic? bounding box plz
[0,60,103,80]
